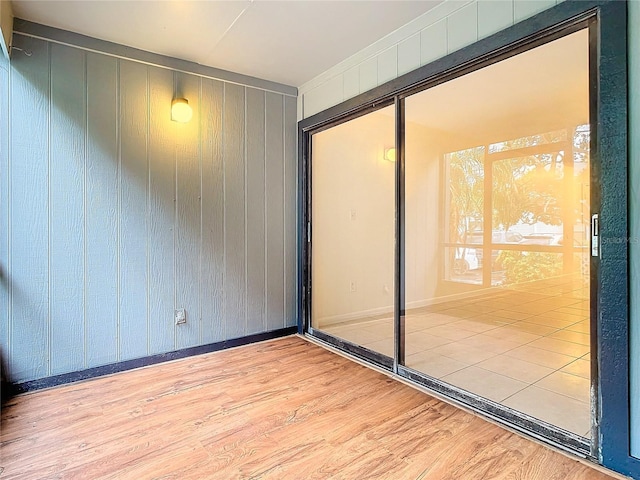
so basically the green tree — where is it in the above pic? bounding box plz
[446,127,588,285]
[497,251,563,285]
[447,147,484,245]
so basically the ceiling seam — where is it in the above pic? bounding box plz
[206,0,255,57]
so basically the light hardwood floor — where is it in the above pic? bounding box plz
[0,336,617,479]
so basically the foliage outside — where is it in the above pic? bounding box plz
[496,251,562,285]
[446,126,589,285]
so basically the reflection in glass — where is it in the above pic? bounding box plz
[311,106,395,358]
[403,29,591,437]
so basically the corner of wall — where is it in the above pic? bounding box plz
[298,0,562,120]
[3,25,299,383]
[0,0,13,59]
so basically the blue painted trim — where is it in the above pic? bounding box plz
[297,121,306,335]
[5,327,297,395]
[593,1,636,476]
[12,18,297,97]
[628,0,640,464]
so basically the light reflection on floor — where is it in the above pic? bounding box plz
[320,275,591,437]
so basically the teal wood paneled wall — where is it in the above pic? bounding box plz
[0,33,297,383]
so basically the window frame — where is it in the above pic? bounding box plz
[298,0,630,472]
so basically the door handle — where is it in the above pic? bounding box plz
[591,214,599,257]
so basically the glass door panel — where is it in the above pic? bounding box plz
[310,105,396,358]
[403,29,591,437]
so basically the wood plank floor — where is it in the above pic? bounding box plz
[0,336,618,480]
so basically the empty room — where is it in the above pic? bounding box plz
[1,0,640,478]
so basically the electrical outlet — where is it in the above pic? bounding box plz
[350,281,357,292]
[175,308,186,325]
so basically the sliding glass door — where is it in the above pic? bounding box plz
[310,105,396,361]
[301,12,611,455]
[403,29,591,438]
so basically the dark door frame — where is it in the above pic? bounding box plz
[298,0,633,475]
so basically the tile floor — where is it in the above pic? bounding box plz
[320,274,591,437]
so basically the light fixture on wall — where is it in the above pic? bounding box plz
[171,98,193,123]
[384,147,396,162]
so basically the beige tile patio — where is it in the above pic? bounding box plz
[503,386,590,436]
[476,355,556,384]
[503,345,576,370]
[560,358,590,379]
[405,351,470,379]
[548,329,590,346]
[528,337,590,357]
[441,366,529,403]
[430,342,498,364]
[535,371,591,403]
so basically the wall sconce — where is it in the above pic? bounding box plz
[384,147,396,162]
[171,98,193,123]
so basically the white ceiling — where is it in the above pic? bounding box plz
[11,0,443,87]
[404,28,589,149]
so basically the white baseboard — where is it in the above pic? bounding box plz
[317,304,395,327]
[315,287,497,328]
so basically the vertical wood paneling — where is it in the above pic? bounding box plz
[447,2,478,54]
[0,55,9,376]
[200,78,225,344]
[359,57,378,93]
[421,19,448,66]
[245,88,266,335]
[49,44,86,374]
[514,0,556,23]
[148,66,175,355]
[284,96,297,328]
[343,66,360,101]
[9,37,50,382]
[86,52,119,367]
[377,46,398,85]
[478,0,514,39]
[174,72,201,349]
[223,83,246,340]
[119,60,149,361]
[398,33,421,76]
[4,35,297,381]
[302,75,343,119]
[265,92,285,331]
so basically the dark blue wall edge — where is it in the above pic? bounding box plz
[11,18,298,97]
[3,327,297,398]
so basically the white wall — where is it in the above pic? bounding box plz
[298,0,560,120]
[311,112,456,326]
[311,109,396,325]
[405,123,445,308]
